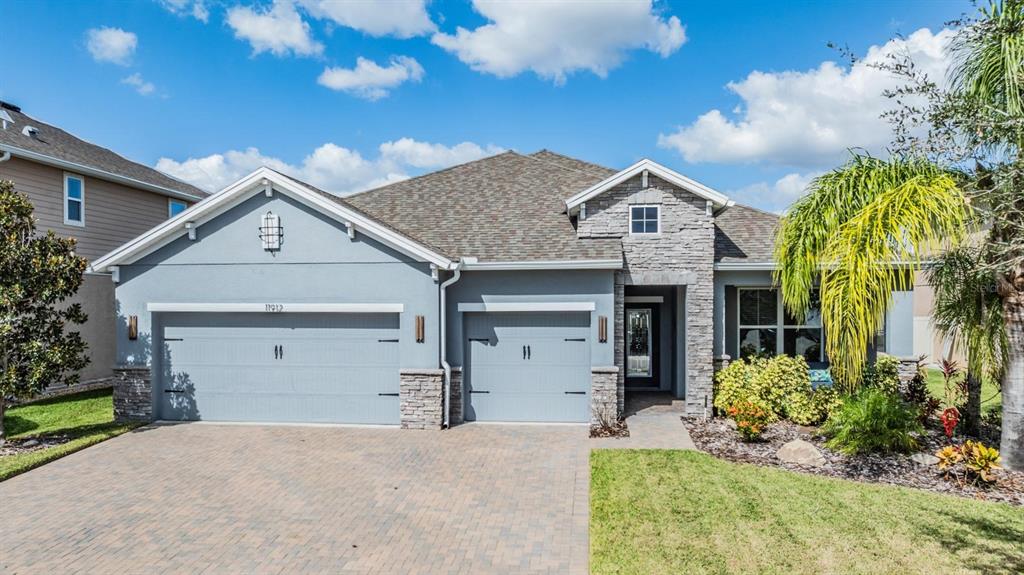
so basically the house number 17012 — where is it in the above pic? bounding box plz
[265,304,284,313]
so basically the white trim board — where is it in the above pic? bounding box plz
[457,302,596,312]
[146,302,405,313]
[90,167,453,272]
[565,158,730,214]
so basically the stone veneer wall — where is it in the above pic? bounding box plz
[113,365,152,423]
[578,174,716,417]
[449,368,464,426]
[591,367,619,424]
[400,369,444,429]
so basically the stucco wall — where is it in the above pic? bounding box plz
[114,190,440,372]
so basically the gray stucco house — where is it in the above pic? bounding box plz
[91,150,917,428]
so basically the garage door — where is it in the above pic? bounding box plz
[159,312,400,424]
[464,312,590,423]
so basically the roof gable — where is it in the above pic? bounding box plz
[90,167,453,272]
[564,158,730,213]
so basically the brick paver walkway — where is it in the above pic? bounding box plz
[0,422,590,574]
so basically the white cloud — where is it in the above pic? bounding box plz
[155,139,504,193]
[85,27,138,65]
[431,0,686,83]
[729,172,822,214]
[227,0,323,57]
[317,56,424,100]
[160,0,209,22]
[659,28,954,168]
[297,0,434,38]
[121,73,156,96]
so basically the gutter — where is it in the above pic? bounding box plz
[439,258,466,429]
[0,144,204,202]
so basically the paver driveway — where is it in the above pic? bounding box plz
[0,422,590,574]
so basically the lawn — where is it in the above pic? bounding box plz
[1,388,136,481]
[925,368,1001,416]
[591,450,1024,575]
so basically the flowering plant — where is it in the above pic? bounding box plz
[727,401,771,442]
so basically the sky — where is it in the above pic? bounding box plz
[0,0,967,212]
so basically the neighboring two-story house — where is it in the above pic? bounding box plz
[93,150,927,428]
[0,101,206,386]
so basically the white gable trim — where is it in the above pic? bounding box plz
[565,158,731,213]
[90,167,453,272]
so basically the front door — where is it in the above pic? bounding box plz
[625,304,659,388]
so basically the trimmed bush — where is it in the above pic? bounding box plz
[822,388,923,454]
[715,355,813,422]
[863,354,901,395]
[786,387,843,426]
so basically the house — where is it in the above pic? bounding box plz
[0,101,206,386]
[90,150,921,427]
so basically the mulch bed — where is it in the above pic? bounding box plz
[687,417,1024,506]
[591,420,630,438]
[0,435,72,457]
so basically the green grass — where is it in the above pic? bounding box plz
[925,368,1002,415]
[1,388,137,481]
[591,450,1024,575]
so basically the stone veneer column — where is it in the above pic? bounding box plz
[591,367,619,425]
[613,273,626,417]
[400,369,444,429]
[449,368,464,426]
[113,365,152,423]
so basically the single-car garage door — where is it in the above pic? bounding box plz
[464,312,590,423]
[159,312,400,424]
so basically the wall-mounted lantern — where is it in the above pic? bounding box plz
[259,211,282,251]
[128,315,138,340]
[598,315,608,343]
[415,315,425,343]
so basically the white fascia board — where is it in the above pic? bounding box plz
[461,259,622,271]
[90,167,453,272]
[0,144,204,202]
[147,302,405,313]
[457,302,596,312]
[714,262,778,271]
[565,159,730,213]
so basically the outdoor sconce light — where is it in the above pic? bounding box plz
[259,211,282,251]
[415,315,425,343]
[598,316,608,343]
[128,315,138,340]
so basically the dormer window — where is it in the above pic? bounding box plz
[629,205,659,235]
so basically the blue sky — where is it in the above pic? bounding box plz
[1,0,965,211]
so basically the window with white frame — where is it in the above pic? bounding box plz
[168,198,188,218]
[737,288,824,363]
[64,173,84,226]
[629,205,659,234]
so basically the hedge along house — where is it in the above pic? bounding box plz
[91,150,918,428]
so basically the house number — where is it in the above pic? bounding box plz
[265,304,284,313]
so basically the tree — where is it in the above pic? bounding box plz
[774,154,970,393]
[927,246,1008,435]
[0,180,88,443]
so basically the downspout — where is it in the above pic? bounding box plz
[440,258,465,429]
[0,151,11,163]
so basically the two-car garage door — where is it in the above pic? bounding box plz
[158,313,400,424]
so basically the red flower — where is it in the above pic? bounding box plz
[941,407,960,438]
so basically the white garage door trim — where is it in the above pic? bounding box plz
[148,302,405,313]
[457,302,595,313]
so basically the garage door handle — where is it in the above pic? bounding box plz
[378,339,399,343]
[564,338,586,342]
[527,345,531,359]
[470,390,490,394]
[564,391,586,395]
[378,392,399,397]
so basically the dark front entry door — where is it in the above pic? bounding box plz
[625,303,660,388]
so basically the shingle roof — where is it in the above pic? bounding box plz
[714,204,780,263]
[343,151,622,262]
[0,103,206,199]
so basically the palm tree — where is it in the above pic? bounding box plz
[927,246,1008,435]
[948,0,1024,469]
[774,154,970,393]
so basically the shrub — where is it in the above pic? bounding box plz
[936,440,1001,486]
[822,388,923,455]
[863,355,901,395]
[714,355,811,421]
[727,401,771,441]
[786,387,843,426]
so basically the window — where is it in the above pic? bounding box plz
[629,205,659,234]
[168,198,188,218]
[737,288,825,363]
[738,288,777,359]
[63,174,84,226]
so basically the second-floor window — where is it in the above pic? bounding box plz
[64,173,84,226]
[629,205,659,235]
[168,198,188,218]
